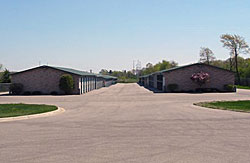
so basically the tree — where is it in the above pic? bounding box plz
[0,64,2,80]
[146,63,153,69]
[99,69,109,75]
[141,60,178,76]
[191,72,210,87]
[142,63,154,75]
[170,61,178,67]
[199,47,215,65]
[220,34,250,84]
[0,69,11,83]
[59,74,74,94]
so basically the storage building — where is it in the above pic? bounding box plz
[11,65,117,95]
[139,63,235,92]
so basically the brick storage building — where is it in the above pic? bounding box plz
[11,65,117,95]
[139,63,235,92]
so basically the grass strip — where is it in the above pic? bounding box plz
[194,100,250,113]
[236,85,250,90]
[0,103,57,118]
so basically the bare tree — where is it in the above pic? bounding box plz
[199,47,215,65]
[220,34,250,84]
[0,64,2,70]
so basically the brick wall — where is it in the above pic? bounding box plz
[11,67,80,94]
[163,64,235,92]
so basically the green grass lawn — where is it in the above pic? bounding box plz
[236,85,250,90]
[194,100,250,113]
[0,104,57,118]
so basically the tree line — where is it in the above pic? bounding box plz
[100,33,250,84]
[1,34,249,84]
[140,60,178,76]
[99,69,138,83]
[200,34,249,84]
[140,34,250,85]
[100,60,178,83]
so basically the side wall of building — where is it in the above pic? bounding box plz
[104,80,114,87]
[96,77,104,89]
[153,74,157,89]
[12,67,80,94]
[163,64,235,92]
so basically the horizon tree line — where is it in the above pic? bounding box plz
[1,34,250,84]
[200,34,250,84]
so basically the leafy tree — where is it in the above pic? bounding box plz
[0,69,11,83]
[221,34,250,84]
[141,60,178,76]
[126,71,134,78]
[243,66,250,78]
[59,74,74,94]
[170,61,178,67]
[199,47,215,65]
[211,57,250,79]
[210,59,228,69]
[99,69,137,83]
[191,72,210,87]
[146,63,153,68]
[235,57,250,78]
[99,69,109,75]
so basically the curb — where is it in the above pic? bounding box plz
[0,107,65,123]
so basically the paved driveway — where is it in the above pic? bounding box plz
[0,83,250,163]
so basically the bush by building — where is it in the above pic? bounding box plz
[59,74,74,94]
[167,84,178,92]
[9,83,23,95]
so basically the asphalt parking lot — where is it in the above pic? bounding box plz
[0,83,250,163]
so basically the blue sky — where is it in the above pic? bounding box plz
[1,0,250,72]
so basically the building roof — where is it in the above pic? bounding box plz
[96,74,117,79]
[11,65,117,79]
[50,66,96,76]
[140,63,234,78]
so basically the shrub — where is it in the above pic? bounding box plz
[23,91,31,95]
[195,88,211,93]
[195,88,203,93]
[167,84,178,92]
[224,84,236,92]
[9,83,23,95]
[195,88,219,93]
[32,91,42,95]
[187,90,195,93]
[211,88,219,92]
[191,72,210,87]
[59,74,74,94]
[50,91,58,95]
